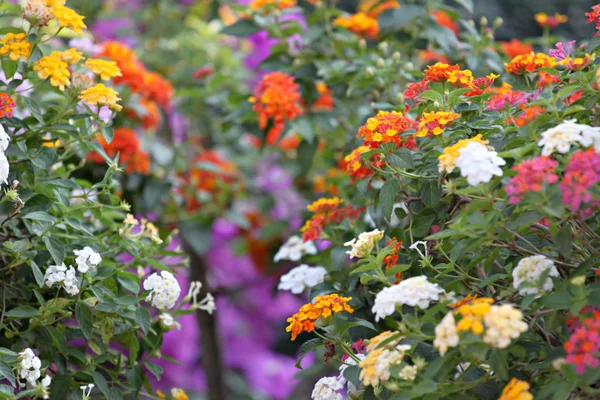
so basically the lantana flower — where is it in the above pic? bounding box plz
[278,264,327,294]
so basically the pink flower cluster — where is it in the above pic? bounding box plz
[559,149,600,211]
[486,90,532,111]
[505,157,559,204]
[564,311,600,374]
[549,40,576,60]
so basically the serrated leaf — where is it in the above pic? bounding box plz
[554,225,572,259]
[23,97,44,125]
[420,180,442,207]
[145,362,163,380]
[117,272,140,294]
[75,302,93,340]
[295,338,322,369]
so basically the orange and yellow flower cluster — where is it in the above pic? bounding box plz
[498,378,533,400]
[0,93,15,118]
[438,134,488,173]
[343,146,375,180]
[423,62,460,82]
[416,110,460,137]
[312,82,335,112]
[33,49,82,91]
[301,197,365,241]
[89,128,150,175]
[249,72,303,145]
[249,0,296,11]
[79,83,122,111]
[534,12,568,29]
[0,33,32,61]
[358,0,399,18]
[505,52,557,74]
[357,111,418,149]
[286,294,354,341]
[334,13,379,39]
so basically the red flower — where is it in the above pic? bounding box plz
[88,128,151,175]
[0,92,15,118]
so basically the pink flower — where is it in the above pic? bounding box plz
[505,157,559,204]
[549,40,576,60]
[565,312,600,374]
[486,90,532,111]
[560,149,600,211]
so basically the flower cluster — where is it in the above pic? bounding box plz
[249,72,303,144]
[311,376,343,400]
[286,294,354,340]
[423,62,460,82]
[89,128,150,174]
[333,13,379,39]
[358,0,399,18]
[84,58,122,80]
[500,39,533,59]
[357,110,417,149]
[534,12,568,29]
[486,83,532,111]
[403,80,429,108]
[73,246,102,273]
[18,348,42,386]
[416,110,460,137]
[343,146,375,180]
[22,0,54,27]
[0,33,32,61]
[274,235,318,262]
[33,50,78,91]
[505,157,559,204]
[508,105,545,126]
[301,198,364,241]
[0,93,15,118]
[454,142,506,186]
[564,311,600,374]
[499,378,533,400]
[438,134,488,173]
[482,305,529,348]
[44,263,79,296]
[505,52,557,74]
[359,331,409,386]
[586,4,600,30]
[372,276,444,321]
[312,82,335,112]
[143,271,182,310]
[560,149,600,210]
[52,3,86,34]
[79,83,123,111]
[512,255,559,296]
[249,0,296,11]
[344,229,384,259]
[278,265,327,294]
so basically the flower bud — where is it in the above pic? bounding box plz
[404,62,414,71]
[4,189,18,202]
[433,101,440,108]
[376,58,385,68]
[71,72,94,92]
[552,357,567,370]
[467,20,475,27]
[480,16,488,27]
[366,66,375,76]
[571,276,586,286]
[392,51,401,62]
[358,39,367,50]
[493,17,503,28]
[378,41,388,53]
[11,180,19,189]
[293,58,301,67]
[395,92,404,102]
[22,0,54,28]
[486,31,494,40]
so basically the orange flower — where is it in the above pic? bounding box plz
[534,12,568,29]
[249,72,303,134]
[505,52,557,74]
[454,297,495,335]
[507,105,545,126]
[88,128,151,175]
[559,54,595,71]
[358,110,418,149]
[314,168,342,195]
[249,0,296,11]
[500,39,533,59]
[465,73,500,96]
[416,110,460,137]
[286,294,354,341]
[334,13,379,39]
[423,62,460,82]
[431,10,458,35]
[312,82,334,112]
[446,69,474,88]
[343,146,373,180]
[127,98,161,131]
[140,71,174,108]
[301,198,364,241]
[418,50,450,65]
[536,71,560,88]
[449,294,478,309]
[498,378,533,400]
[0,93,15,118]
[359,0,399,18]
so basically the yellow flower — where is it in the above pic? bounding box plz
[359,331,408,386]
[307,197,343,212]
[0,33,32,61]
[498,378,533,400]
[438,134,488,173]
[53,48,83,65]
[44,0,66,6]
[79,83,122,111]
[454,297,494,335]
[416,110,460,137]
[249,0,296,10]
[171,388,188,400]
[33,54,70,91]
[84,59,122,80]
[52,5,86,34]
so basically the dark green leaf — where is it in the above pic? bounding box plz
[378,5,425,34]
[0,361,15,387]
[42,236,64,265]
[92,371,110,398]
[75,302,93,340]
[100,126,114,144]
[136,307,151,334]
[5,306,38,319]
[1,59,17,80]
[30,260,45,288]
[221,19,262,37]
[295,338,322,369]
[117,272,140,294]
[554,225,572,259]
[420,180,442,207]
[380,180,399,220]
[23,97,44,125]
[49,375,71,400]
[145,362,163,380]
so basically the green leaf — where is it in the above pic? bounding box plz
[22,211,56,223]
[49,375,71,400]
[30,260,45,288]
[0,361,15,387]
[1,59,17,80]
[378,5,425,34]
[100,126,114,144]
[117,272,140,294]
[42,236,64,265]
[385,264,412,276]
[136,306,151,334]
[380,180,399,220]
[23,97,45,125]
[388,148,414,169]
[92,371,110,398]
[420,180,442,207]
[554,225,572,259]
[453,0,474,13]
[145,362,163,380]
[587,36,600,53]
[75,302,93,340]
[221,19,262,37]
[5,306,38,319]
[488,350,508,380]
[295,338,322,369]
[419,90,444,104]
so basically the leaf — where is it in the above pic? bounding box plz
[388,148,414,169]
[23,97,44,125]
[419,90,444,104]
[378,5,425,34]
[179,223,211,256]
[5,306,38,319]
[295,338,322,369]
[75,302,93,340]
[30,260,45,288]
[1,59,17,80]
[22,211,56,223]
[385,264,412,276]
[0,361,15,387]
[380,180,399,220]
[92,371,110,398]
[117,272,140,294]
[49,375,71,400]
[42,236,64,265]
[554,225,572,259]
[87,141,112,164]
[136,307,151,334]
[431,25,459,53]
[488,350,508,381]
[420,180,442,207]
[100,126,114,144]
[145,362,163,380]
[221,19,262,37]
[587,36,600,53]
[453,0,474,13]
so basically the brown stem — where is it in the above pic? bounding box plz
[180,236,229,400]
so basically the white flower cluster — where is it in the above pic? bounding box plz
[311,376,343,400]
[274,235,318,262]
[338,353,366,395]
[73,246,102,273]
[359,344,411,387]
[455,142,506,186]
[482,304,528,349]
[159,313,181,331]
[44,263,79,296]
[433,312,459,356]
[186,281,216,314]
[18,348,51,395]
[344,229,384,259]
[512,255,559,296]
[278,264,327,294]
[372,276,444,321]
[0,124,10,185]
[398,365,418,381]
[80,383,95,400]
[538,119,600,156]
[143,271,181,310]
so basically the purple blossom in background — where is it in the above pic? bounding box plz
[549,40,576,60]
[92,18,138,47]
[168,110,190,144]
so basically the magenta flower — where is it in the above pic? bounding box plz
[505,157,559,204]
[565,313,600,374]
[486,90,532,111]
[549,40,576,60]
[560,149,600,211]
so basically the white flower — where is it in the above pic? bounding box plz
[80,384,94,400]
[409,241,428,259]
[143,271,181,310]
[538,119,600,156]
[274,236,318,262]
[18,348,42,387]
[44,264,79,296]
[186,281,216,314]
[372,276,444,321]
[63,266,79,296]
[482,304,528,349]
[359,344,409,387]
[344,229,384,259]
[455,142,505,186]
[0,152,9,186]
[398,365,418,381]
[512,255,559,296]
[338,354,366,395]
[278,265,327,294]
[41,376,51,387]
[158,313,181,331]
[38,375,52,399]
[73,247,102,273]
[311,376,343,400]
[433,312,459,356]
[0,124,9,152]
